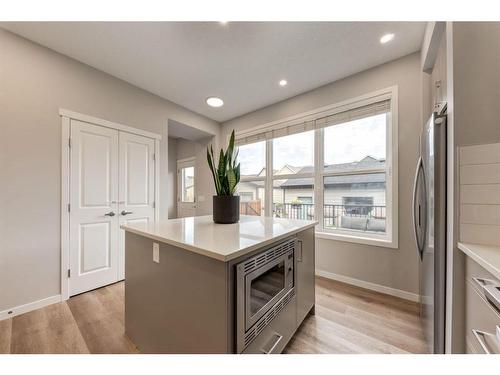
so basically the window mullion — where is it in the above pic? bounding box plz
[265,139,273,217]
[315,127,324,229]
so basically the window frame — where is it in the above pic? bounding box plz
[235,86,398,249]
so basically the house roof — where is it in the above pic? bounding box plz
[281,173,385,187]
[242,156,386,188]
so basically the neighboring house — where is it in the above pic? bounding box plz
[237,156,387,232]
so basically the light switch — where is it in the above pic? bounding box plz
[153,242,160,263]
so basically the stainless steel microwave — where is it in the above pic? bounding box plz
[236,238,296,351]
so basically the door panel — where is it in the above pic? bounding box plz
[69,120,119,296]
[80,222,111,273]
[118,132,156,280]
[80,131,114,207]
[124,141,150,205]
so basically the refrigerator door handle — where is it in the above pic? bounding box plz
[412,157,426,260]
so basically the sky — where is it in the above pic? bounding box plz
[237,114,386,176]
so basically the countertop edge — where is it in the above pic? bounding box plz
[458,242,500,280]
[122,221,317,262]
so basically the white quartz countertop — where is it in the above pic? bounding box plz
[121,215,317,262]
[458,242,500,280]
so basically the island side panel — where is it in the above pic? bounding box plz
[124,232,229,353]
[296,227,316,326]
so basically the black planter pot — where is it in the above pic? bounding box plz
[213,195,240,224]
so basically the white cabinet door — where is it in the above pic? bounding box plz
[69,120,119,296]
[118,132,156,280]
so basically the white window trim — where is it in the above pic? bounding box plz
[234,86,399,249]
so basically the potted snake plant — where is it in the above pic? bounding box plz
[207,130,241,223]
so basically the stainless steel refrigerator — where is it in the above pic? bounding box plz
[412,110,447,354]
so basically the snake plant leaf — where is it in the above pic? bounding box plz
[217,149,227,194]
[235,163,240,182]
[206,130,240,196]
[226,130,235,167]
[207,147,220,195]
[231,163,240,195]
[227,168,236,195]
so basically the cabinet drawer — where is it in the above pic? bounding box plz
[465,280,500,354]
[242,295,297,354]
[466,257,500,300]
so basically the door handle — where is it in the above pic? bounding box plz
[104,211,115,217]
[121,211,133,216]
[412,157,426,260]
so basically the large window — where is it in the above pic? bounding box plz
[235,88,397,248]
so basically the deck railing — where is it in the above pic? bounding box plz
[272,203,386,232]
[240,202,386,232]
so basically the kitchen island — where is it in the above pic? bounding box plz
[121,215,317,353]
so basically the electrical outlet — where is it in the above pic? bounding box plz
[153,242,160,263]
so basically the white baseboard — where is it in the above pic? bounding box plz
[315,269,420,302]
[0,295,62,321]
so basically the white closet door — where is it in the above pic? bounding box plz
[69,120,119,296]
[118,132,156,280]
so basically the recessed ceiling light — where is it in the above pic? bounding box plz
[219,21,228,25]
[380,33,395,44]
[279,79,288,87]
[206,97,224,108]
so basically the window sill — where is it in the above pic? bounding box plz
[315,230,398,249]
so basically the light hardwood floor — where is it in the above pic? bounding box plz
[0,277,428,354]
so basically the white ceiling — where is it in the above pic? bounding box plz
[2,22,426,122]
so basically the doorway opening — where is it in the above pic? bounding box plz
[167,119,215,219]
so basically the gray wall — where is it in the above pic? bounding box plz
[167,137,178,219]
[176,138,197,160]
[0,29,219,311]
[453,22,500,147]
[222,53,423,295]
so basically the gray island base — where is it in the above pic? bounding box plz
[121,215,316,353]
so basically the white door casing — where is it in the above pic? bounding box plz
[118,131,155,280]
[69,120,120,296]
[177,157,196,218]
[64,111,160,298]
